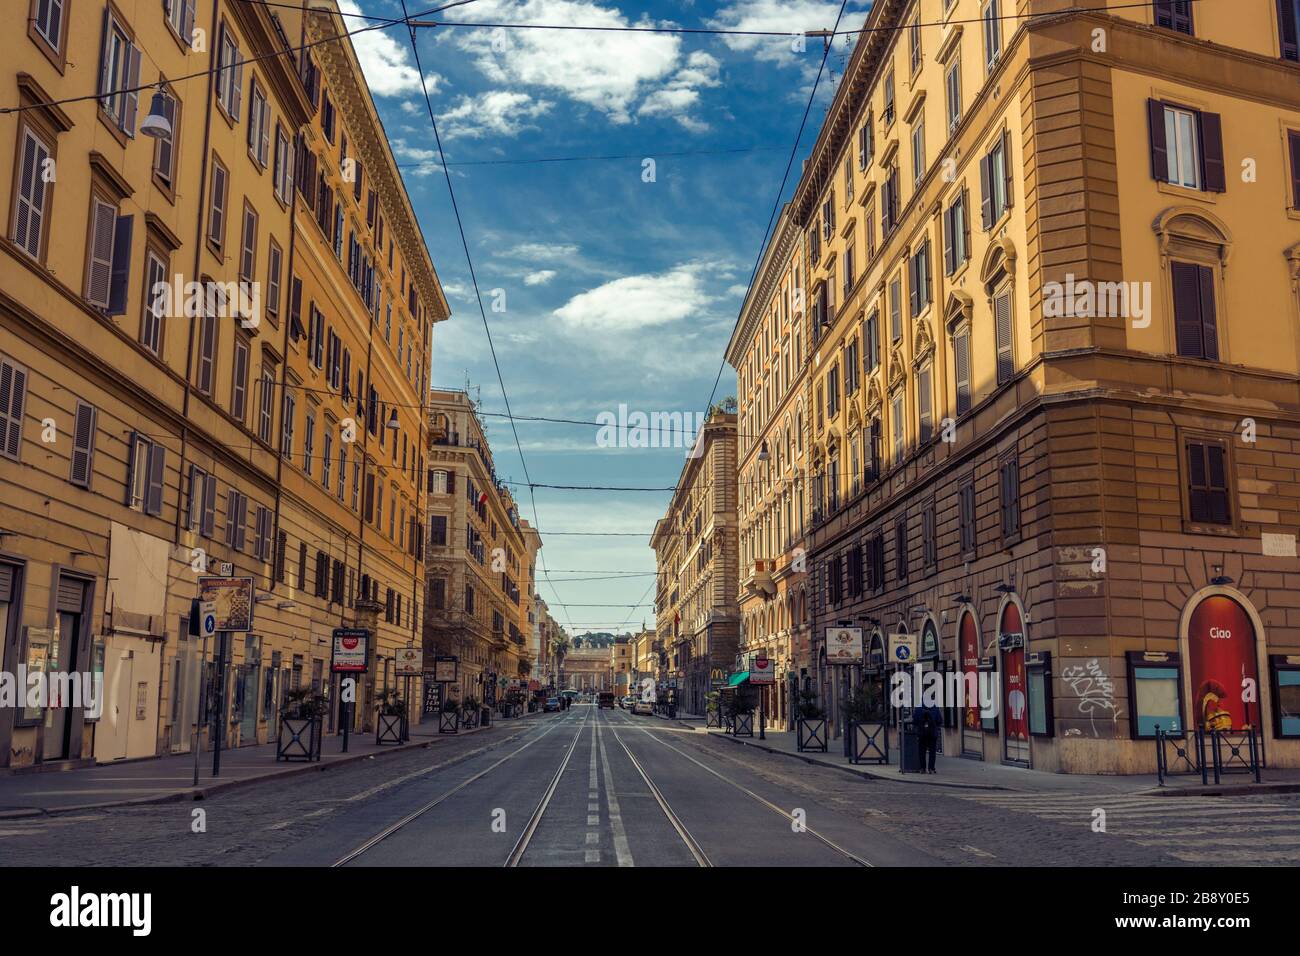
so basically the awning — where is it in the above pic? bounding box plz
[727,672,750,687]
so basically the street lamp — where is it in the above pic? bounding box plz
[139,87,173,139]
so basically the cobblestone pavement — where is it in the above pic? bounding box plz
[1,707,1294,866]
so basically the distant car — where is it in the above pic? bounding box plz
[544,697,560,712]
[632,700,652,716]
[621,695,636,710]
[598,692,615,709]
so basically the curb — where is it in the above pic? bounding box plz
[0,716,545,819]
[1138,782,1300,797]
[703,731,1015,791]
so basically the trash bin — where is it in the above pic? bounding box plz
[898,720,923,773]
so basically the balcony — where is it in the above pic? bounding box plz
[742,559,777,598]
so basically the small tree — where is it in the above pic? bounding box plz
[796,688,825,720]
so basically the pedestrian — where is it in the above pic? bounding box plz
[916,703,941,773]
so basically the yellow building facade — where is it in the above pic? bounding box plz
[0,0,446,769]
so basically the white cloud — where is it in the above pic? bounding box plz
[438,90,554,139]
[339,0,444,96]
[708,0,868,67]
[444,0,715,128]
[553,264,713,332]
[726,283,749,297]
[524,270,558,286]
[499,242,580,261]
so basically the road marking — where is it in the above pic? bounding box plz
[585,848,600,862]
[597,713,634,867]
[961,844,996,858]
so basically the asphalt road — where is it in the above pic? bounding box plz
[2,703,1297,867]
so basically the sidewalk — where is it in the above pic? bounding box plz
[654,716,1300,796]
[0,710,545,818]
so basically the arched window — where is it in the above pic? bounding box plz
[1152,207,1232,362]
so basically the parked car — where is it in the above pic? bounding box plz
[632,700,652,716]
[598,692,615,709]
[544,697,561,712]
[620,695,635,709]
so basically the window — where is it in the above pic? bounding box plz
[945,56,962,131]
[207,154,229,248]
[909,239,932,317]
[151,90,179,190]
[303,412,315,474]
[216,24,243,121]
[822,193,836,240]
[889,274,903,341]
[911,113,926,188]
[266,239,282,322]
[1290,130,1300,208]
[994,283,1014,384]
[1171,261,1219,360]
[231,336,249,422]
[1282,0,1299,61]
[826,363,840,418]
[827,556,843,605]
[864,310,880,373]
[127,432,165,515]
[953,327,972,415]
[98,9,141,135]
[322,428,332,490]
[844,236,856,295]
[891,391,905,465]
[1186,439,1231,525]
[909,13,921,73]
[141,250,166,355]
[1153,0,1193,35]
[843,156,854,205]
[958,479,976,554]
[308,305,325,369]
[983,0,1002,70]
[248,81,269,167]
[858,116,873,170]
[1148,99,1224,192]
[196,312,217,396]
[999,454,1021,540]
[12,125,53,261]
[881,164,899,236]
[164,0,195,45]
[980,131,1013,228]
[917,362,933,443]
[257,367,275,443]
[273,124,293,203]
[895,519,909,583]
[281,391,295,459]
[32,0,67,57]
[944,190,969,274]
[68,401,96,487]
[85,196,133,313]
[922,502,937,570]
[883,71,896,125]
[187,464,216,536]
[239,203,257,283]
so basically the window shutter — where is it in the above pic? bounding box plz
[97,8,112,97]
[979,153,992,228]
[942,204,954,275]
[961,187,971,257]
[1206,444,1230,523]
[1197,263,1219,361]
[182,0,196,41]
[15,130,50,258]
[1171,261,1206,358]
[0,359,28,460]
[955,331,972,414]
[275,530,287,581]
[1290,131,1300,209]
[1001,130,1014,209]
[231,49,244,121]
[107,214,133,315]
[86,199,117,309]
[364,472,375,522]
[145,442,165,516]
[202,471,216,536]
[1147,98,1169,183]
[123,44,142,135]
[1198,111,1225,192]
[187,464,202,530]
[1281,0,1300,60]
[236,493,248,551]
[994,291,1013,384]
[70,402,96,487]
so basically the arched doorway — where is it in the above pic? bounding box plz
[999,600,1029,765]
[958,609,983,758]
[1184,592,1262,733]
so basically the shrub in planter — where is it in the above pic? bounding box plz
[842,688,888,764]
[277,687,328,761]
[796,689,828,753]
[461,696,480,728]
[375,690,406,744]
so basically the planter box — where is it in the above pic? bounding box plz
[732,712,754,737]
[439,711,460,734]
[796,717,828,753]
[706,710,722,729]
[276,716,322,762]
[376,712,405,745]
[461,709,478,729]
[849,720,889,764]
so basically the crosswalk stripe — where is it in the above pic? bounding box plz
[1167,848,1300,864]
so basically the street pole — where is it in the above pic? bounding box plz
[192,629,209,787]
[341,674,351,753]
[212,631,228,777]
[759,685,766,740]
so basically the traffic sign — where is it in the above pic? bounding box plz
[199,601,217,639]
[888,633,918,663]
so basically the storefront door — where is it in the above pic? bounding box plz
[1001,603,1030,765]
[959,612,983,758]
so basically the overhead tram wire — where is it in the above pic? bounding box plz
[395,0,574,629]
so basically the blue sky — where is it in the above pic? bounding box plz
[343,0,871,634]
